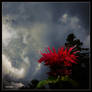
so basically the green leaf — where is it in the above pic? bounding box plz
[61,75,69,81]
[36,76,59,88]
[36,75,78,88]
[36,80,48,88]
[61,76,78,87]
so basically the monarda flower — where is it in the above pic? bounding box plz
[38,46,80,76]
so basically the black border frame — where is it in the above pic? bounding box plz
[1,0,91,91]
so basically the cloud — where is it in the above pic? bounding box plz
[2,3,90,83]
[2,54,30,79]
[60,13,68,23]
[2,16,49,81]
[83,34,90,48]
[57,13,89,45]
[59,13,80,29]
[4,82,24,89]
[10,82,24,88]
[2,16,18,47]
[2,2,52,27]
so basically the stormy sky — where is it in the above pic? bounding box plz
[2,2,90,84]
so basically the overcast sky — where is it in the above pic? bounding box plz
[2,2,90,84]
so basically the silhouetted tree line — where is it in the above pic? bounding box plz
[65,33,89,89]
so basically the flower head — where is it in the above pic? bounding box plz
[38,46,79,66]
[38,46,80,76]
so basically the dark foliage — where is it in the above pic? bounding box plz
[65,33,89,89]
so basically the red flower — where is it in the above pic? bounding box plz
[38,46,80,76]
[38,46,79,66]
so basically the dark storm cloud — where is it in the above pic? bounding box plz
[2,2,90,84]
[2,2,89,29]
[48,3,89,31]
[2,2,53,27]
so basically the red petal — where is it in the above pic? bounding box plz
[38,57,46,63]
[65,56,77,64]
[48,46,52,54]
[52,46,56,53]
[44,48,49,53]
[58,47,64,55]
[63,48,68,56]
[72,51,80,54]
[68,46,75,54]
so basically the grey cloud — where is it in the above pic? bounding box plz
[2,2,90,83]
[2,2,53,27]
[2,54,29,79]
[2,16,49,82]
